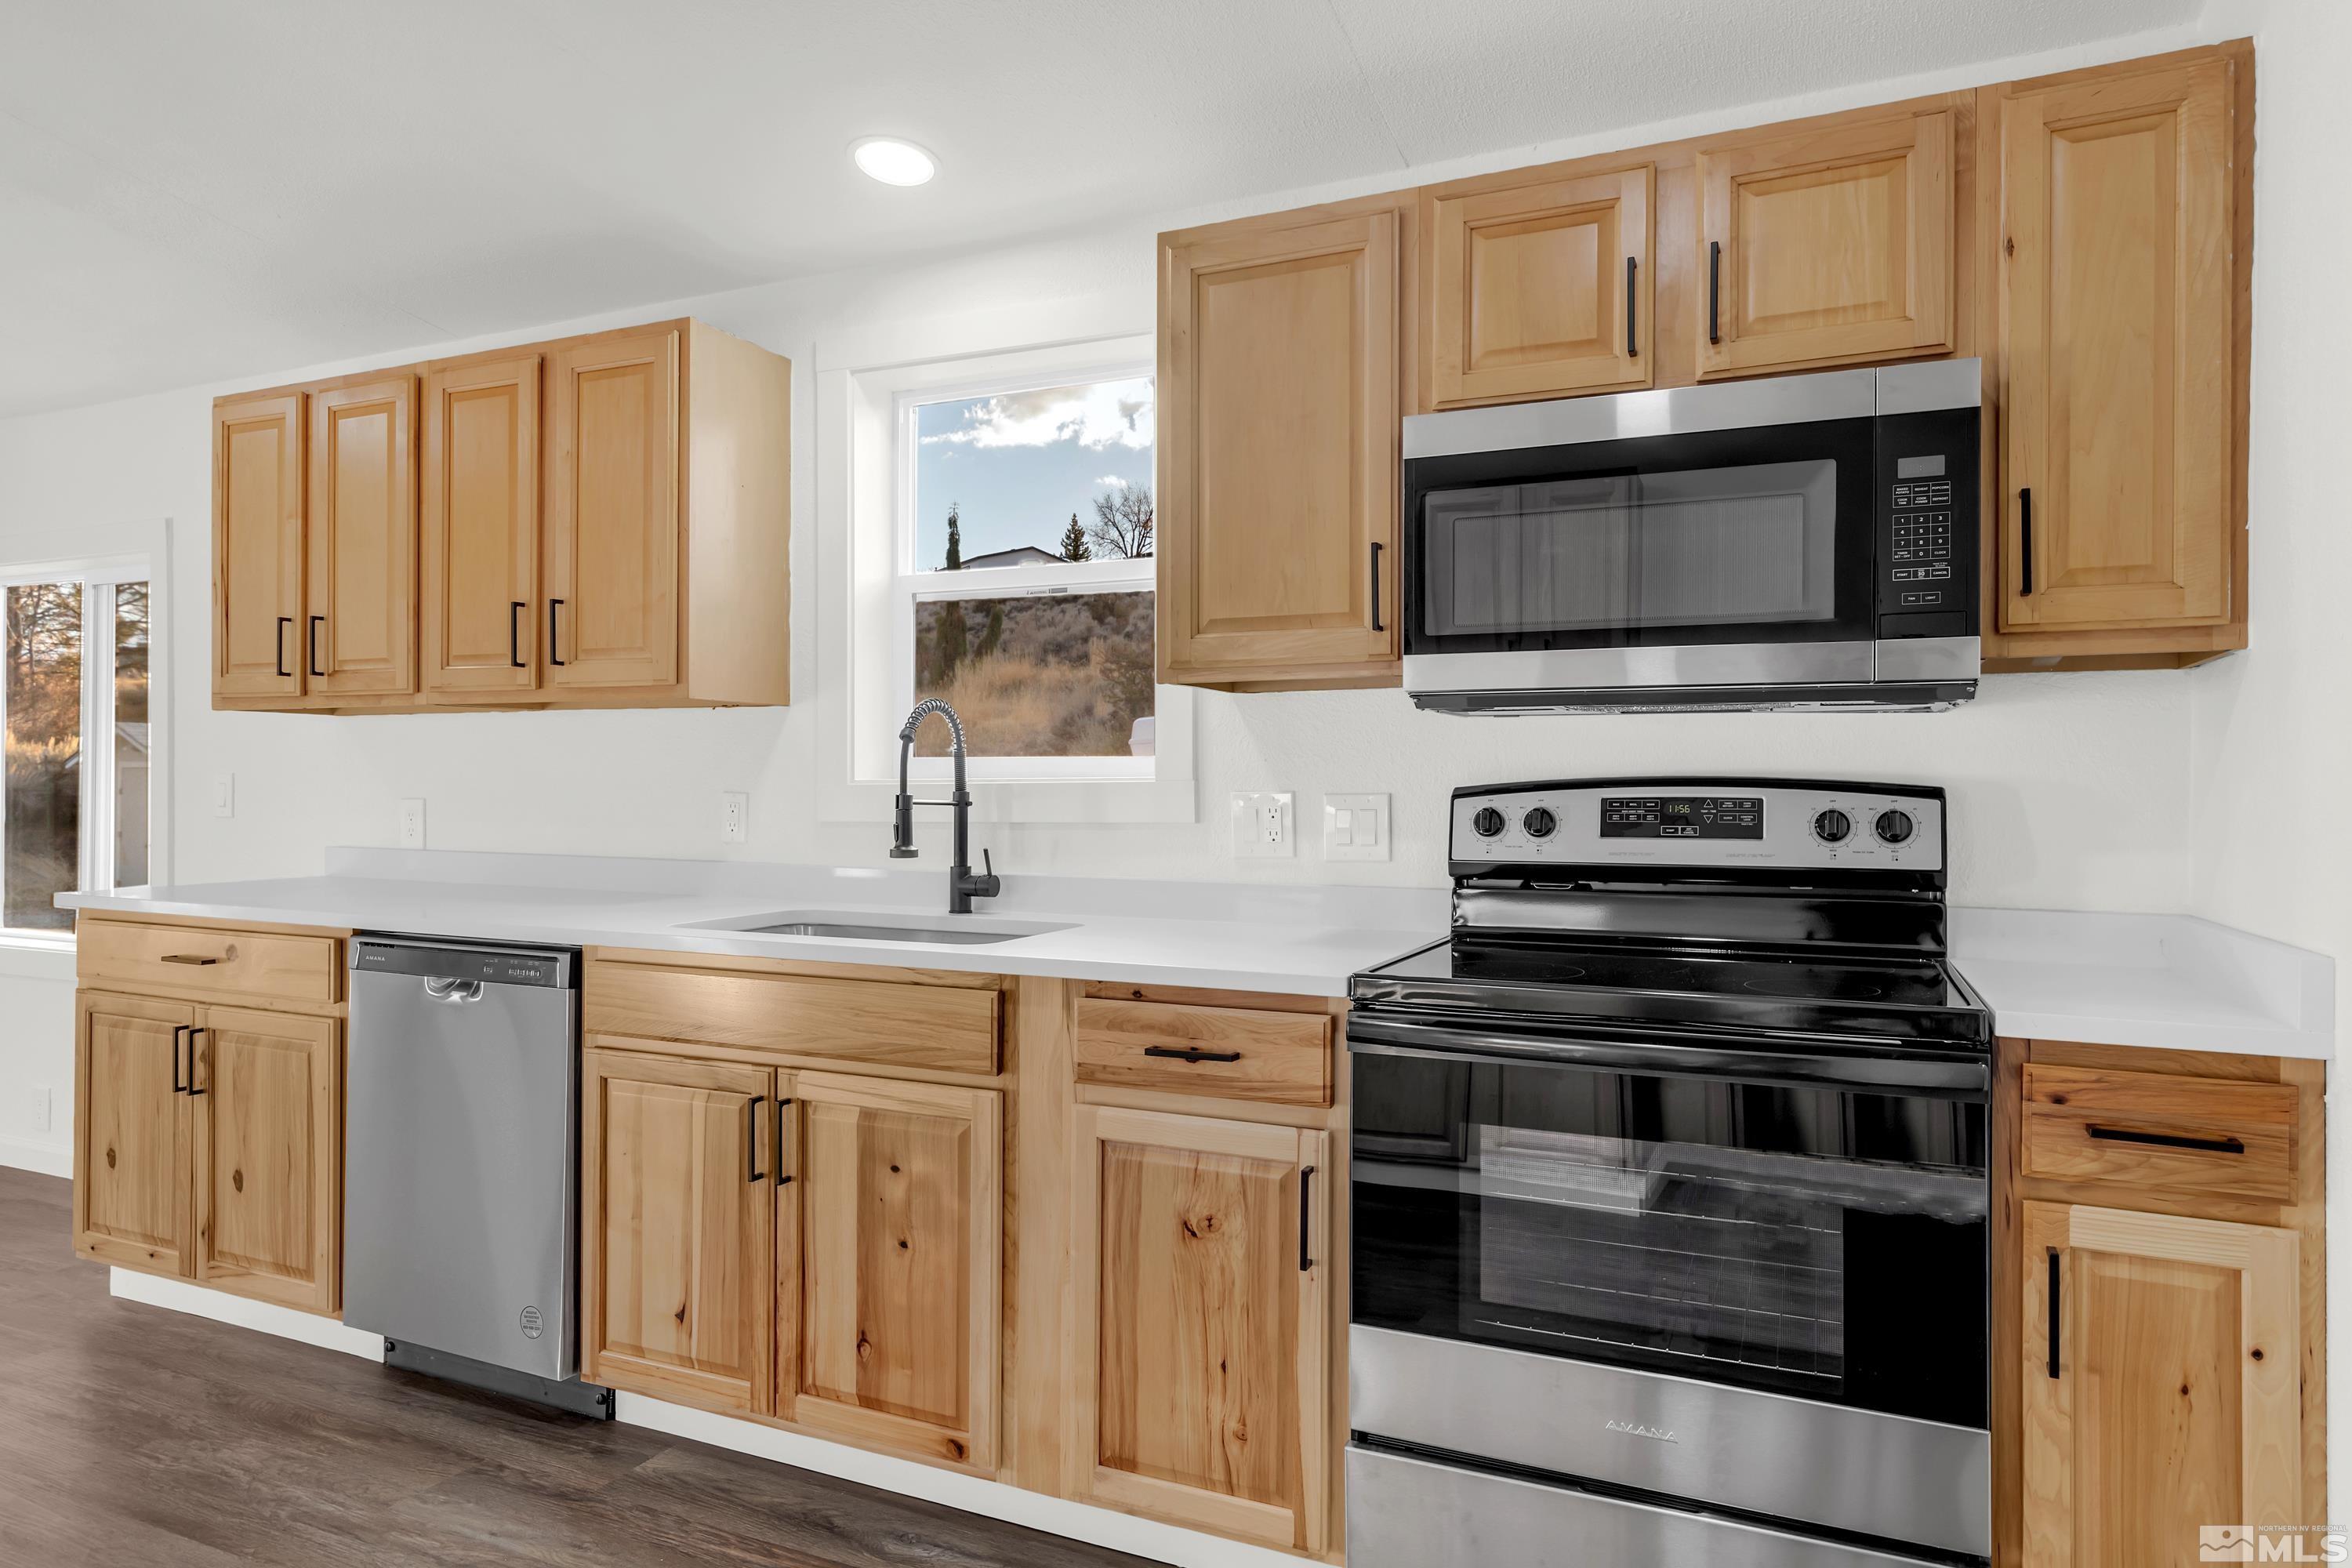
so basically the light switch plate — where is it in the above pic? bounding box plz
[1230,791,1294,858]
[720,790,749,844]
[212,774,234,818]
[399,797,426,849]
[1322,793,1392,861]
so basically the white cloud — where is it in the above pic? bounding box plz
[921,377,1154,452]
[1094,474,1130,488]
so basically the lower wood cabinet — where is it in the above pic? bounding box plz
[1068,1104,1330,1555]
[72,989,341,1314]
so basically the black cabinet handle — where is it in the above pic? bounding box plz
[2046,1248,2061,1380]
[308,615,325,677]
[1370,541,1385,633]
[1708,241,1722,345]
[1298,1164,1316,1272]
[775,1097,795,1185]
[1624,256,1639,358]
[746,1097,764,1184]
[549,598,566,666]
[172,1025,188,1094]
[1142,1045,1243,1064]
[510,602,527,669]
[2086,1123,2246,1156]
[187,1029,206,1097]
[275,616,292,677]
[2019,488,2034,596]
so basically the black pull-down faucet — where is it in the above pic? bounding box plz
[891,699,1002,915]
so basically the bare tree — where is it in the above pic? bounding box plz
[1088,484,1153,559]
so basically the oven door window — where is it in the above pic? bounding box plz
[1351,1051,1987,1428]
[1403,419,1877,652]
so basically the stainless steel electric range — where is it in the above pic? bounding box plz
[1345,779,1991,1568]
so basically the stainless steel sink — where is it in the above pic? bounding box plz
[679,909,1071,946]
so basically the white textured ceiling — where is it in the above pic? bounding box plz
[1,0,2196,417]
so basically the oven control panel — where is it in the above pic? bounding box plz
[1454,780,1944,873]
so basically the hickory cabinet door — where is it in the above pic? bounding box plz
[1425,164,1653,406]
[422,355,541,700]
[212,391,306,700]
[189,1006,341,1313]
[1695,109,1955,377]
[1999,60,2235,632]
[544,329,681,690]
[777,1072,1001,1471]
[305,376,417,699]
[580,1047,775,1414]
[1068,1105,1330,1555]
[1158,209,1399,687]
[72,991,197,1277]
[2020,1200,2299,1568]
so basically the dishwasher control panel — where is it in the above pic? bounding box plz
[350,938,576,988]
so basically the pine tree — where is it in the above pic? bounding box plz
[944,502,963,570]
[978,601,1005,659]
[935,602,966,676]
[1059,513,1092,561]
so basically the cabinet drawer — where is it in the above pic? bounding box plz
[78,918,339,1004]
[1075,996,1331,1105]
[583,957,999,1075]
[2021,1063,2299,1201]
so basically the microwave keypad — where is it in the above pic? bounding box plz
[1889,476,1954,608]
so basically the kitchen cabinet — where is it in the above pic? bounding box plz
[71,991,196,1277]
[580,1047,775,1414]
[305,375,417,699]
[1695,109,1955,377]
[1992,52,2248,662]
[1422,164,1653,406]
[1157,198,1404,691]
[212,390,306,701]
[545,328,681,690]
[421,354,541,699]
[779,1072,1001,1470]
[1067,1104,1330,1554]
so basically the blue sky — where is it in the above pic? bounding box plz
[913,376,1153,569]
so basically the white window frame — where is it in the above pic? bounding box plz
[818,333,1196,826]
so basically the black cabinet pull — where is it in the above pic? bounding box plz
[1708,241,1722,344]
[1298,1164,1316,1272]
[2086,1123,2246,1156]
[510,602,527,669]
[275,616,292,677]
[161,953,220,966]
[775,1098,795,1185]
[172,1025,188,1094]
[549,598,566,666]
[2019,488,2034,596]
[746,1097,764,1184]
[1370,541,1384,633]
[2046,1248,2061,1380]
[1624,256,1639,358]
[308,615,325,677]
[1142,1045,1243,1064]
[187,1029,206,1097]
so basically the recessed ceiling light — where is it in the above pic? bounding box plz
[852,137,937,187]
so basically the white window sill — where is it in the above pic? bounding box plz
[0,931,78,982]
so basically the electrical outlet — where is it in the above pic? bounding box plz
[213,774,234,818]
[720,791,749,844]
[1321,793,1392,862]
[399,797,426,849]
[1230,791,1294,858]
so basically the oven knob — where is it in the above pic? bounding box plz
[1875,809,1916,844]
[1813,809,1852,844]
[1523,807,1558,839]
[1472,806,1506,838]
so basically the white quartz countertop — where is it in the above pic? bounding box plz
[59,851,2333,1059]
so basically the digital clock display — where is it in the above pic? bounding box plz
[1599,795,1764,840]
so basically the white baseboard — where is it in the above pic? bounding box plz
[0,1136,73,1178]
[106,1269,1297,1568]
[107,1267,386,1360]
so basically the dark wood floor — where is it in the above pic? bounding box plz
[0,1166,1149,1567]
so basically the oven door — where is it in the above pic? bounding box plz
[1402,414,1879,693]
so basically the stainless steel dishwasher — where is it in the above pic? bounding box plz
[344,935,608,1416]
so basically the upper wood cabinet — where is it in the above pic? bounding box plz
[1158,200,1403,691]
[212,391,305,700]
[421,354,541,699]
[305,375,416,699]
[546,328,681,690]
[2020,1200,2298,1566]
[1068,1104,1330,1555]
[1424,165,1653,406]
[1996,56,2240,641]
[1693,110,1955,378]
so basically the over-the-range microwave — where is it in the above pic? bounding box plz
[1401,360,1982,713]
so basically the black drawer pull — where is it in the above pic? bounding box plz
[549,598,566,666]
[2020,488,2034,596]
[161,953,220,965]
[775,1097,793,1185]
[172,1025,188,1094]
[1142,1045,1243,1064]
[187,1029,206,1096]
[510,601,528,668]
[1298,1164,1316,1272]
[275,616,292,677]
[2046,1248,2061,1380]
[746,1097,764,1184]
[1708,240,1722,344]
[2085,1123,2246,1156]
[1369,541,1384,633]
[1624,256,1638,358]
[308,614,325,677]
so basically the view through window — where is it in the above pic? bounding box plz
[2,573,150,931]
[903,374,1156,761]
